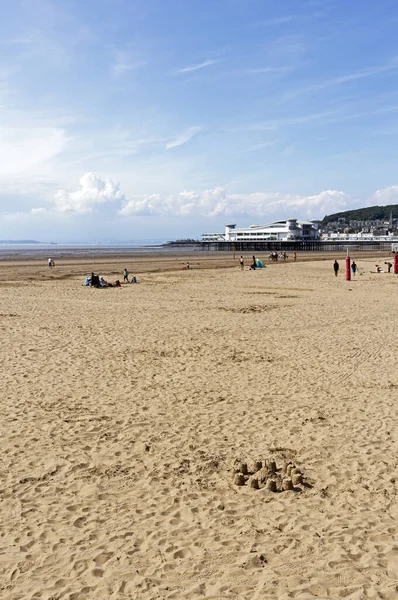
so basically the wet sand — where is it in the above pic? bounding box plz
[0,248,392,282]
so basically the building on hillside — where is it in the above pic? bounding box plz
[321,231,398,242]
[201,219,321,242]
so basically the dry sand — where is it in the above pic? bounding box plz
[1,254,398,599]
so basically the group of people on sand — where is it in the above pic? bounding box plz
[249,255,258,270]
[333,260,357,277]
[84,269,137,288]
[84,262,195,286]
[333,258,396,277]
[239,251,297,270]
[269,251,291,262]
[333,259,394,277]
[47,258,55,268]
[270,251,297,262]
[249,255,265,269]
[374,262,393,274]
[123,268,137,283]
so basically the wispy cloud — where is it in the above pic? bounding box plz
[268,15,299,25]
[250,15,300,27]
[310,63,397,89]
[283,61,398,100]
[243,140,280,152]
[1,36,36,45]
[111,51,146,78]
[244,110,335,131]
[0,124,69,178]
[165,126,202,149]
[245,66,291,75]
[175,59,221,74]
[264,35,307,66]
[242,103,398,133]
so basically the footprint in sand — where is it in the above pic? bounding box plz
[93,552,113,566]
[72,559,88,577]
[91,568,104,577]
[73,516,87,528]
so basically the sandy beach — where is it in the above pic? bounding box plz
[1,253,398,599]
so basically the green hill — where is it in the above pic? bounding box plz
[322,204,398,225]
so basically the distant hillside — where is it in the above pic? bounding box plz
[0,239,41,244]
[322,204,398,225]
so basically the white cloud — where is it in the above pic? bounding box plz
[119,187,227,217]
[229,189,350,219]
[119,187,350,220]
[17,170,396,225]
[165,126,201,149]
[51,172,126,213]
[372,185,398,205]
[175,59,220,74]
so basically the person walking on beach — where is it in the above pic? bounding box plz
[123,268,129,283]
[333,260,339,277]
[239,256,244,270]
[293,251,297,262]
[48,258,52,268]
[351,261,357,277]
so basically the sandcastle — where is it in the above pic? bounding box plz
[233,458,306,492]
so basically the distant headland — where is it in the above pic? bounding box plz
[0,239,43,244]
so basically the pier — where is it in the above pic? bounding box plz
[200,240,394,252]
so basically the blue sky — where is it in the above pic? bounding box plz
[2,0,398,241]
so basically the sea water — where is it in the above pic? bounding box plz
[0,242,200,259]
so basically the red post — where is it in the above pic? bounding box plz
[346,256,351,281]
[394,253,398,274]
